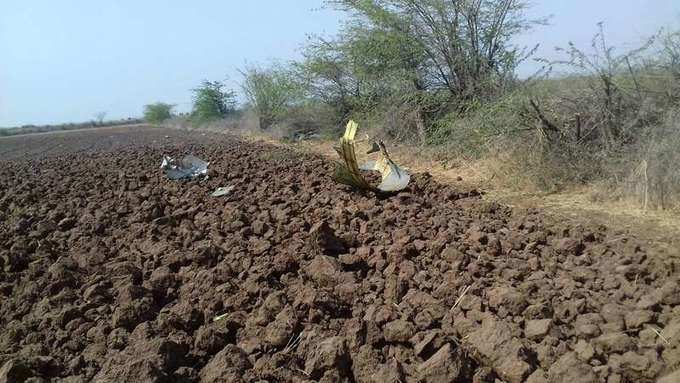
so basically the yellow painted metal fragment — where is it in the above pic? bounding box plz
[333,120,410,192]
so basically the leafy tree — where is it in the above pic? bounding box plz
[297,38,357,118]
[191,80,237,123]
[321,0,542,99]
[240,64,304,129]
[289,0,542,141]
[297,24,423,119]
[143,102,174,124]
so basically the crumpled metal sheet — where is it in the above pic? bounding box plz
[160,155,209,180]
[334,120,410,192]
[211,185,235,197]
[359,146,411,192]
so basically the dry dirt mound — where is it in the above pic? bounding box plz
[1,127,679,382]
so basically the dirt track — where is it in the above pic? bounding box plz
[1,126,679,382]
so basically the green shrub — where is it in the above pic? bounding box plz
[143,102,174,124]
[426,92,529,149]
[191,80,237,124]
[240,64,304,130]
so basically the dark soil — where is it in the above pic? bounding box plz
[1,126,679,383]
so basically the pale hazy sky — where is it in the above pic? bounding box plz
[1,1,679,127]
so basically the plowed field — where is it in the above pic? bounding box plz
[1,126,678,382]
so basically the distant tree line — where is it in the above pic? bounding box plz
[0,117,144,137]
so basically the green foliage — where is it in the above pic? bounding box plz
[280,0,544,143]
[323,0,541,98]
[297,21,427,120]
[426,92,527,149]
[191,80,237,123]
[143,102,174,124]
[240,64,304,129]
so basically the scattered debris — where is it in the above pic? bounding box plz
[293,132,321,141]
[283,332,304,354]
[334,120,410,192]
[160,155,209,180]
[648,325,671,345]
[211,185,235,197]
[451,285,471,311]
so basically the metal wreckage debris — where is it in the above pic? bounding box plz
[211,185,235,197]
[157,121,408,193]
[160,155,235,197]
[334,120,410,192]
[160,155,209,180]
